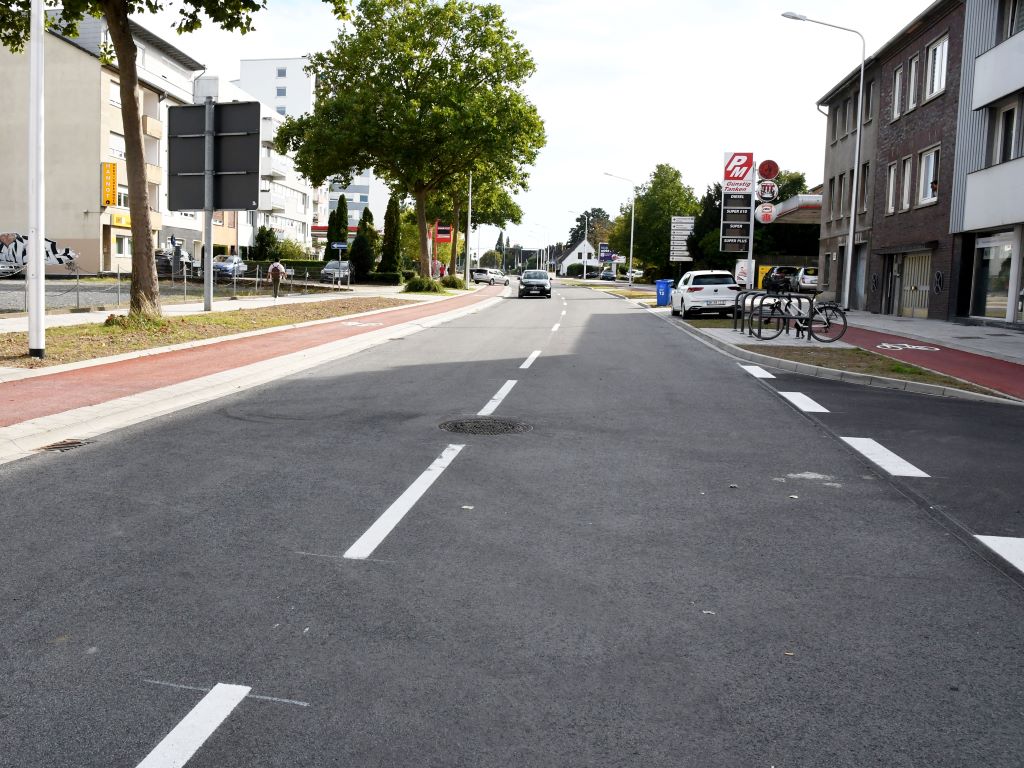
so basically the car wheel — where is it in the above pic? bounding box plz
[489,278,495,285]
[504,279,509,286]
[670,304,680,317]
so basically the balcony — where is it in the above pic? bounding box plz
[142,115,163,139]
[258,191,287,211]
[259,155,288,179]
[260,118,277,146]
[145,163,162,185]
[973,31,1024,109]
[963,156,1024,231]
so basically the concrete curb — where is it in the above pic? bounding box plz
[643,302,1023,406]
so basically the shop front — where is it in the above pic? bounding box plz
[968,230,1022,323]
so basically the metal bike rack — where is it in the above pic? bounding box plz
[733,289,763,332]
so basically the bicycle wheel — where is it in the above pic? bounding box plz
[754,302,787,340]
[808,305,848,342]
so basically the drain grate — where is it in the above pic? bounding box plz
[440,417,532,435]
[40,439,92,453]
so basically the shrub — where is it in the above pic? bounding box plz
[401,269,417,281]
[566,263,584,278]
[277,238,310,260]
[440,274,466,290]
[363,272,403,285]
[403,276,443,293]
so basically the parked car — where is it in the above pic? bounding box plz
[470,268,509,285]
[211,254,248,279]
[0,262,21,278]
[319,260,351,282]
[155,249,192,277]
[599,270,616,281]
[518,269,552,298]
[670,270,740,317]
[627,269,644,279]
[792,266,819,293]
[761,265,800,292]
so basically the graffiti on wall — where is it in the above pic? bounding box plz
[0,233,78,274]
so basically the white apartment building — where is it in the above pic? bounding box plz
[234,56,374,248]
[0,17,204,273]
[195,75,314,252]
[952,0,1024,323]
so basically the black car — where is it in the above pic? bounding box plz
[599,270,616,281]
[761,265,800,293]
[518,269,551,298]
[155,249,192,277]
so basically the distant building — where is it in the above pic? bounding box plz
[556,239,597,276]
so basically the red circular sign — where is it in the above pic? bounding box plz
[758,160,780,180]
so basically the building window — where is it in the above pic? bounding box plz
[885,163,897,214]
[276,106,286,116]
[828,177,836,219]
[843,97,852,134]
[837,173,846,217]
[276,86,287,98]
[925,36,948,99]
[115,235,132,256]
[994,103,1018,164]
[359,194,369,203]
[276,67,287,78]
[907,55,919,110]
[117,184,129,207]
[900,157,913,210]
[109,80,121,107]
[831,108,838,142]
[109,132,126,160]
[918,147,940,203]
[892,65,903,120]
[864,80,875,122]
[1007,0,1024,38]
[859,162,870,212]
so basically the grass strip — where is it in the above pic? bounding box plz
[0,296,411,369]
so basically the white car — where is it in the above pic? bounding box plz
[670,270,740,317]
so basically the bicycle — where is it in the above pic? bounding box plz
[752,291,848,343]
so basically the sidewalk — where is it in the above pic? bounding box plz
[682,306,1024,402]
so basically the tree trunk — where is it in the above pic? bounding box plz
[102,0,160,318]
[449,198,461,275]
[415,187,430,278]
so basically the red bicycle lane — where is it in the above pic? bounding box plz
[842,326,1024,400]
[0,287,504,428]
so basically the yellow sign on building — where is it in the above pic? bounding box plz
[101,162,117,207]
[111,213,132,228]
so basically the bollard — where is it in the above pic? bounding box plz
[76,268,81,309]
[116,264,121,307]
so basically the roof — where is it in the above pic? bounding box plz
[773,193,823,224]
[129,19,204,72]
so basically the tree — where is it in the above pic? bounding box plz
[687,184,726,270]
[251,226,279,262]
[348,232,373,279]
[479,249,501,268]
[276,0,545,278]
[333,194,349,252]
[0,0,349,319]
[495,232,504,251]
[567,208,609,250]
[356,206,379,260]
[379,194,401,273]
[628,164,700,276]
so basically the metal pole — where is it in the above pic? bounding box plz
[76,268,80,309]
[203,95,214,311]
[628,196,635,287]
[27,0,45,358]
[464,171,472,284]
[844,35,867,311]
[583,216,588,280]
[117,263,121,306]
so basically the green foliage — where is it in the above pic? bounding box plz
[330,196,349,249]
[565,263,584,278]
[348,233,374,279]
[275,0,545,277]
[567,208,610,250]
[401,269,418,281]
[356,206,380,261]
[398,213,421,272]
[495,232,504,251]
[440,274,466,290]
[252,226,279,262]
[630,164,700,276]
[277,238,309,260]
[361,272,403,285]
[479,249,502,268]
[379,194,401,273]
[403,276,443,293]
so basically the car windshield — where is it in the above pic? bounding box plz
[324,261,340,269]
[775,267,799,275]
[523,271,547,279]
[803,268,819,276]
[693,275,735,286]
[213,255,231,264]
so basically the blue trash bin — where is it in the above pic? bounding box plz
[655,278,674,307]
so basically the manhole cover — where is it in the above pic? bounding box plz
[40,439,92,452]
[439,417,532,435]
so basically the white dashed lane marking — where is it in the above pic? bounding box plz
[520,351,541,370]
[135,683,251,768]
[975,536,1024,574]
[344,444,465,560]
[840,437,930,477]
[478,380,517,416]
[779,392,829,413]
[740,365,776,379]
[551,323,561,332]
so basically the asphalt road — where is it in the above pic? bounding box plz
[2,284,1023,767]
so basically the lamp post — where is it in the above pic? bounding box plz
[568,210,591,279]
[604,172,636,287]
[783,11,865,311]
[27,0,45,358]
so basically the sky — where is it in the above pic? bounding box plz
[145,0,935,258]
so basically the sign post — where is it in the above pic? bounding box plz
[720,152,755,287]
[669,215,694,263]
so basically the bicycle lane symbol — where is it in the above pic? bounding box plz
[876,342,941,351]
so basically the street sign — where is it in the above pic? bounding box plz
[756,180,779,202]
[331,241,345,249]
[758,159,780,180]
[754,203,777,224]
[723,152,755,194]
[168,101,262,211]
[669,256,693,262]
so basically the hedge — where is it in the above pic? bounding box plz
[362,272,404,285]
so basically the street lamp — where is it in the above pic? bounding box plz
[604,172,636,287]
[783,10,865,311]
[568,210,591,279]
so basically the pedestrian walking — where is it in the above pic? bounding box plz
[268,258,286,299]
